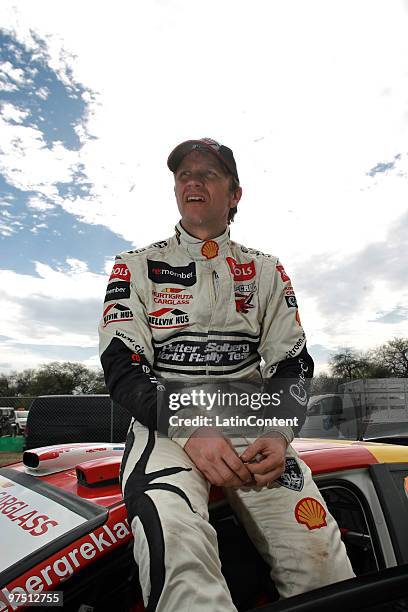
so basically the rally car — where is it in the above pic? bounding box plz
[1,437,408,612]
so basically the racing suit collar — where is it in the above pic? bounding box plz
[175,222,230,261]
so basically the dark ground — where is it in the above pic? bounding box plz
[0,452,22,467]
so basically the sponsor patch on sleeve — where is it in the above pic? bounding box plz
[285,295,298,308]
[276,264,290,282]
[103,303,133,326]
[104,281,131,302]
[109,262,131,283]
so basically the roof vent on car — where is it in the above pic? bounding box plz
[76,456,121,487]
[22,443,125,476]
[23,452,40,468]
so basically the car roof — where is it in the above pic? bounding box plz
[4,438,408,509]
[2,438,408,587]
[293,438,408,474]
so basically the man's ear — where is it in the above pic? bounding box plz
[231,186,243,207]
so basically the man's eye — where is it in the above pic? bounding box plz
[206,170,216,177]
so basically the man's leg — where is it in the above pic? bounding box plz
[225,443,355,598]
[121,421,237,612]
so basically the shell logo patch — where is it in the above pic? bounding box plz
[295,497,327,530]
[201,240,219,259]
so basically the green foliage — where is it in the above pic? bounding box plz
[329,338,408,379]
[0,363,107,397]
[1,337,406,398]
[371,337,408,378]
[329,348,374,379]
[0,374,12,396]
[310,373,339,395]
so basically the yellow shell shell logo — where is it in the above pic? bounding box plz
[201,240,219,260]
[295,497,327,530]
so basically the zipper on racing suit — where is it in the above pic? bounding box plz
[207,270,220,375]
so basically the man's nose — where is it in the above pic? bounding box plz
[186,171,204,185]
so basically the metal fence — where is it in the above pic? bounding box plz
[0,396,36,410]
[0,395,132,449]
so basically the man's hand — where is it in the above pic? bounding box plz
[184,427,253,487]
[240,435,287,488]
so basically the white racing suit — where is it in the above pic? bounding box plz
[99,223,354,611]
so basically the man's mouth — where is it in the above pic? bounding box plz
[185,194,206,203]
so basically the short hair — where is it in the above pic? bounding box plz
[228,175,240,224]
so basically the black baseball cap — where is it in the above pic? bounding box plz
[167,138,239,182]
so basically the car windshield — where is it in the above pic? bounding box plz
[299,378,408,442]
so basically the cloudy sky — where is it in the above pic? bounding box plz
[0,0,407,375]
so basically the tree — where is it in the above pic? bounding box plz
[30,362,106,395]
[0,374,13,396]
[88,369,108,394]
[0,363,108,397]
[372,337,408,378]
[329,348,372,379]
[13,369,37,396]
[310,373,339,395]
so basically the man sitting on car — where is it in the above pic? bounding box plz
[99,138,354,611]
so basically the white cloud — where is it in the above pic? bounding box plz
[0,61,26,84]
[0,0,408,372]
[0,117,79,196]
[1,102,29,123]
[104,257,115,276]
[36,86,50,100]
[27,196,56,211]
[29,222,48,233]
[294,208,408,364]
[0,341,94,375]
[65,258,88,273]
[0,80,18,92]
[0,222,14,237]
[29,259,106,298]
[81,354,102,370]
[2,0,407,252]
[0,260,107,357]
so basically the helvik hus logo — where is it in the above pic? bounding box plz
[148,308,190,329]
[103,303,133,327]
